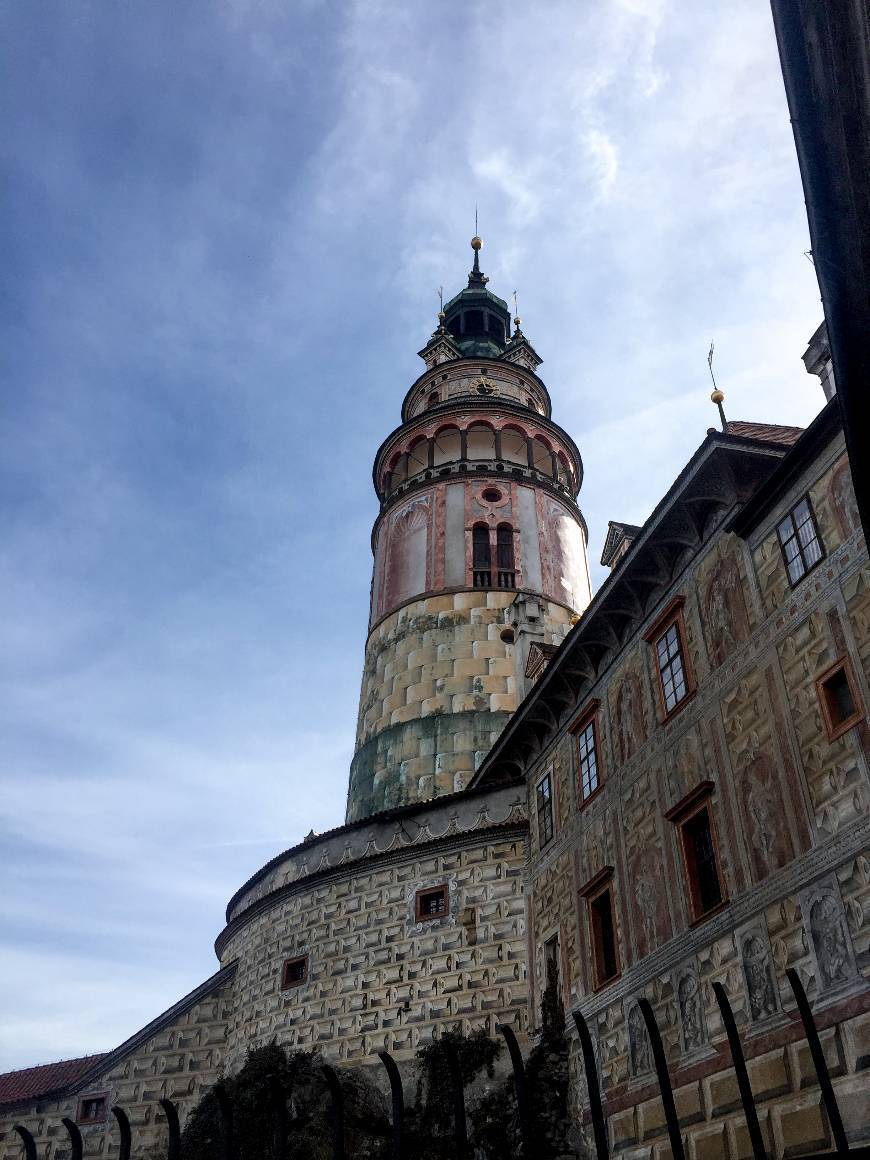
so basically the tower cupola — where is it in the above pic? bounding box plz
[437,237,513,358]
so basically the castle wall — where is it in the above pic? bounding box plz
[521,432,870,1155]
[0,972,235,1160]
[349,587,573,823]
[217,789,530,1074]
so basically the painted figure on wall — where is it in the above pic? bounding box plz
[628,1003,651,1076]
[615,668,646,764]
[630,844,669,957]
[830,458,860,541]
[810,895,852,988]
[677,973,704,1052]
[703,553,751,667]
[737,749,792,882]
[741,934,779,1020]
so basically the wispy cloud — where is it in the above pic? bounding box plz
[0,0,824,1068]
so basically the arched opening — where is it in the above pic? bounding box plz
[466,423,496,461]
[557,451,572,488]
[427,390,439,408]
[497,524,516,588]
[389,452,409,489]
[501,426,527,466]
[532,435,554,476]
[433,425,461,467]
[407,437,429,477]
[473,523,491,588]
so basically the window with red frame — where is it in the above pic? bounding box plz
[572,703,601,803]
[581,868,620,989]
[816,657,864,741]
[281,954,309,990]
[415,884,449,921]
[77,1095,107,1124]
[777,495,824,586]
[666,783,726,924]
[645,598,693,718]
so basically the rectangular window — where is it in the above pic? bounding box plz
[816,657,864,741]
[577,721,599,800]
[281,954,309,990]
[581,867,620,990]
[656,622,688,713]
[644,597,694,720]
[77,1095,107,1124]
[777,496,824,585]
[666,783,727,925]
[536,770,554,848]
[415,884,448,921]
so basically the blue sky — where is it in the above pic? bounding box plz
[0,0,825,1070]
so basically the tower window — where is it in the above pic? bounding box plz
[77,1095,108,1124]
[644,597,694,720]
[496,524,515,588]
[415,884,448,921]
[487,314,504,342]
[447,315,462,339]
[463,309,484,333]
[816,656,864,740]
[666,783,726,925]
[281,954,309,990]
[473,523,491,588]
[777,496,825,585]
[427,390,439,408]
[536,769,555,848]
[581,868,620,989]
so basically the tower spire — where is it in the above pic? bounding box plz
[468,232,488,287]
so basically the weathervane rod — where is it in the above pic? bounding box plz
[708,341,727,430]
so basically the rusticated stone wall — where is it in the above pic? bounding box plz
[0,971,235,1160]
[348,589,573,823]
[219,816,530,1074]
[524,433,870,1156]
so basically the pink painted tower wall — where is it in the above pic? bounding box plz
[346,240,591,823]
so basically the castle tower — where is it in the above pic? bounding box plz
[346,239,592,823]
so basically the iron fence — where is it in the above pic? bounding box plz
[10,968,867,1159]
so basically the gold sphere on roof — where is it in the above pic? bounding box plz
[438,311,446,321]
[471,235,482,251]
[710,388,725,405]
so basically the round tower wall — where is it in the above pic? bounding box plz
[348,588,573,823]
[370,478,590,626]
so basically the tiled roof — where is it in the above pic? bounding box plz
[0,1054,107,1108]
[724,421,804,447]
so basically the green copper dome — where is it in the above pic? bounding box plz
[439,240,512,358]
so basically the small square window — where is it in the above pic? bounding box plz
[536,770,555,848]
[77,1095,107,1124]
[281,954,309,990]
[777,495,825,585]
[816,657,864,741]
[415,884,448,921]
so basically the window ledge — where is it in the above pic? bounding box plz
[688,898,730,929]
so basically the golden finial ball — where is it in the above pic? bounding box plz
[570,612,581,625]
[710,388,725,405]
[438,311,446,321]
[514,316,522,328]
[471,236,482,251]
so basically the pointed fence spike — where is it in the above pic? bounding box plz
[712,983,766,1159]
[12,1125,37,1160]
[496,1023,532,1153]
[572,1010,610,1160]
[321,1065,346,1160]
[637,999,686,1160]
[377,1051,404,1160]
[111,1105,132,1160]
[158,1097,181,1160]
[61,1119,83,1160]
[785,968,849,1153]
[213,1082,235,1160]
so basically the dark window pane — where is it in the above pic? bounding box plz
[536,774,554,847]
[591,889,618,982]
[684,808,722,915]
